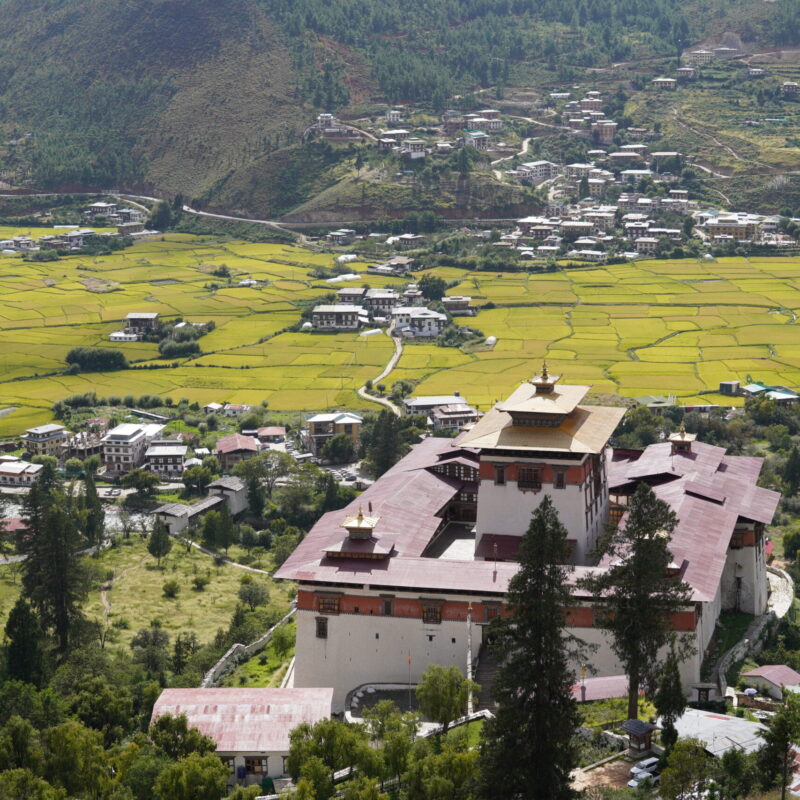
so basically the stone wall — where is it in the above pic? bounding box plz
[201,608,296,688]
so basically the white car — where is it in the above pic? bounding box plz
[628,772,659,789]
[630,757,659,776]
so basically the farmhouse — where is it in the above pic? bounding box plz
[305,412,363,458]
[125,312,159,333]
[311,304,366,331]
[214,434,259,473]
[0,456,43,486]
[429,402,481,430]
[256,426,286,444]
[151,688,333,789]
[441,295,473,315]
[463,131,490,150]
[742,665,800,700]
[153,477,247,534]
[326,229,356,245]
[391,307,448,338]
[276,367,779,710]
[222,403,253,417]
[109,330,139,342]
[403,395,468,416]
[145,442,188,478]
[21,423,68,459]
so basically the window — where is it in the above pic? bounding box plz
[381,597,393,616]
[422,604,442,625]
[553,470,566,490]
[246,758,268,774]
[316,617,328,639]
[484,604,500,623]
[518,467,541,490]
[283,756,289,775]
[318,595,340,615]
[730,531,744,549]
[495,466,506,486]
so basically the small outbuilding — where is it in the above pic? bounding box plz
[621,719,658,754]
[741,665,800,700]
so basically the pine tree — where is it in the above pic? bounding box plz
[784,446,800,496]
[147,519,172,567]
[479,496,581,800]
[654,646,685,752]
[4,597,45,686]
[579,483,691,720]
[21,473,87,653]
[367,411,401,477]
[82,471,105,547]
[759,693,800,800]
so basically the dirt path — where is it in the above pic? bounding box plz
[490,136,532,167]
[357,327,403,416]
[179,537,272,574]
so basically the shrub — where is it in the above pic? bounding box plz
[163,579,181,598]
[192,574,211,592]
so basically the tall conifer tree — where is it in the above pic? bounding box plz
[479,496,581,800]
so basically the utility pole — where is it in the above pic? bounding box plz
[466,602,474,716]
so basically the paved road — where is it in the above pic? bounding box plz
[357,327,403,416]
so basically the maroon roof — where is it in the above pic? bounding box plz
[742,665,800,687]
[258,426,286,437]
[475,534,521,561]
[214,434,259,455]
[572,674,628,702]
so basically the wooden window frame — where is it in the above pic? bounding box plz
[316,616,328,639]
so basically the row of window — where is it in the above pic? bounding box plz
[223,756,288,774]
[494,466,566,490]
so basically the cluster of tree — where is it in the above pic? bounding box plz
[359,411,427,477]
[65,347,128,373]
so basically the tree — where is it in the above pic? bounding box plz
[479,496,582,800]
[654,645,685,752]
[0,715,44,773]
[215,505,235,553]
[322,433,355,464]
[271,624,294,662]
[418,274,447,301]
[149,714,216,760]
[182,465,213,494]
[131,627,170,675]
[415,665,475,735]
[122,469,160,500]
[238,580,269,611]
[578,483,692,719]
[154,752,227,800]
[43,720,111,799]
[148,200,173,232]
[4,598,45,687]
[759,692,800,800]
[81,470,105,546]
[660,739,712,800]
[67,677,133,747]
[21,472,88,653]
[147,519,172,567]
[171,632,199,675]
[366,411,402,477]
[784,445,800,496]
[233,451,293,506]
[0,769,63,800]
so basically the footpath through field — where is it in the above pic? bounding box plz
[357,327,403,416]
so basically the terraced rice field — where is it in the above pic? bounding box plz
[0,233,799,433]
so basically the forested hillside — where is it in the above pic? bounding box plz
[0,0,796,201]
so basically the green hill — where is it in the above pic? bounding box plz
[0,0,796,208]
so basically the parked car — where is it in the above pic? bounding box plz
[630,757,659,777]
[628,772,659,790]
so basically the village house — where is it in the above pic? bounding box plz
[203,402,224,414]
[713,46,739,59]
[256,426,286,444]
[687,49,713,64]
[783,82,799,95]
[102,423,165,476]
[441,110,465,134]
[516,160,560,182]
[391,306,447,338]
[151,688,333,790]
[0,456,43,486]
[223,403,253,417]
[125,312,159,333]
[385,109,403,124]
[741,665,800,700]
[85,201,117,219]
[276,367,779,710]
[749,68,766,77]
[402,138,427,159]
[311,304,366,331]
[441,295,473,315]
[145,442,188,478]
[326,229,356,245]
[64,429,105,461]
[305,412,363,458]
[430,402,481,430]
[362,289,402,315]
[396,233,426,249]
[565,163,594,180]
[403,394,468,416]
[21,423,68,459]
[463,131,490,150]
[335,287,367,305]
[634,236,659,255]
[214,434,259,473]
[591,120,618,144]
[676,66,697,80]
[153,477,247,534]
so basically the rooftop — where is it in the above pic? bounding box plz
[670,709,765,756]
[213,434,259,454]
[151,688,334,753]
[742,665,800,687]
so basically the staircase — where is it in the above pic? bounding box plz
[474,643,500,711]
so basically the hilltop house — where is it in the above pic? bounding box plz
[276,366,779,710]
[304,412,363,458]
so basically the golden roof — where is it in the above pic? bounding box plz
[496,382,590,415]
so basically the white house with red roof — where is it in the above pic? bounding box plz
[276,366,779,710]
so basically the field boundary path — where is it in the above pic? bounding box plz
[357,327,403,416]
[178,536,272,575]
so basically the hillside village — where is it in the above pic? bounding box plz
[6,4,800,800]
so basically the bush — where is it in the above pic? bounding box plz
[192,574,211,592]
[65,346,128,372]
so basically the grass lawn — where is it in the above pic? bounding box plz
[83,536,291,646]
[577,697,656,728]
[445,718,484,748]
[223,619,296,687]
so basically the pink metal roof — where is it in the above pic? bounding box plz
[742,665,800,687]
[214,434,259,454]
[151,688,333,753]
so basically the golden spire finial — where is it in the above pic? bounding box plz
[541,359,549,380]
[357,505,364,522]
[679,421,686,438]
